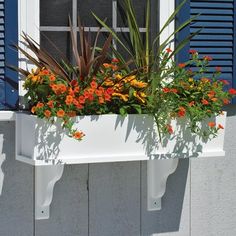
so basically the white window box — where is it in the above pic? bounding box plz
[15,112,226,166]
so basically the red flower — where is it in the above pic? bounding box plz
[166,48,172,53]
[208,122,216,128]
[162,87,170,93]
[112,58,119,63]
[203,56,213,61]
[201,99,209,105]
[229,88,236,95]
[220,80,230,85]
[215,66,221,72]
[189,49,197,54]
[218,124,224,129]
[178,63,186,68]
[178,106,186,117]
[70,79,78,87]
[166,124,174,134]
[170,88,178,93]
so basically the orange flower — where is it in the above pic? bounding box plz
[99,97,105,104]
[90,81,98,89]
[223,98,230,105]
[31,106,36,114]
[68,88,75,96]
[67,111,76,117]
[218,124,224,129]
[78,96,85,104]
[215,66,221,72]
[178,106,186,117]
[95,89,103,96]
[84,90,90,99]
[49,75,56,82]
[44,110,51,118]
[65,95,74,105]
[208,122,216,128]
[103,63,111,69]
[201,99,209,105]
[88,94,94,101]
[104,93,111,101]
[207,91,216,98]
[58,84,67,93]
[189,101,195,107]
[57,109,65,118]
[41,69,50,75]
[47,100,54,108]
[201,78,211,83]
[74,86,80,93]
[52,84,59,93]
[73,131,85,140]
[73,99,79,106]
[211,97,218,102]
[36,102,44,108]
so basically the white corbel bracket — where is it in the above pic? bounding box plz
[35,165,64,220]
[147,159,179,210]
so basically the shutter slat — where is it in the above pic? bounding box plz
[189,0,235,86]
[0,1,4,108]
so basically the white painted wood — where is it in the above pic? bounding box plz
[141,159,191,236]
[147,159,179,210]
[15,113,227,165]
[35,165,64,220]
[18,0,40,107]
[160,0,175,48]
[0,111,16,121]
[191,156,236,236]
[35,165,89,236]
[0,122,34,236]
[89,162,141,236]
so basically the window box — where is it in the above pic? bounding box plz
[15,112,226,166]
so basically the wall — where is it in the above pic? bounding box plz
[0,105,236,236]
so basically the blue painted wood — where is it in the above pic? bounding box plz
[177,0,236,102]
[4,0,18,109]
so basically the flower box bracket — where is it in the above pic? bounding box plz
[35,165,64,220]
[34,159,179,220]
[147,159,179,211]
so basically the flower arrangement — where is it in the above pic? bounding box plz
[13,0,236,142]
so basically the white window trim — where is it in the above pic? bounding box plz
[18,0,174,100]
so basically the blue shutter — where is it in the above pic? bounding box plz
[176,0,236,90]
[0,0,18,110]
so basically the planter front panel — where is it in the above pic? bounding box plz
[16,113,226,165]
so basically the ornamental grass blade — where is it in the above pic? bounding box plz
[11,44,42,68]
[7,65,29,77]
[22,33,70,81]
[93,34,112,74]
[92,12,133,58]
[69,16,81,72]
